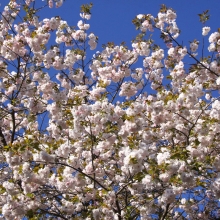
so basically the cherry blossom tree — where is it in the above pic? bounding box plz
[0,0,220,219]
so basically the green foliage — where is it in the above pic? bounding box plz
[198,10,210,24]
[80,3,93,14]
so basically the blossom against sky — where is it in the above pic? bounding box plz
[38,0,220,50]
[1,0,219,57]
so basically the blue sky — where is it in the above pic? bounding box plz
[1,0,219,120]
[37,0,220,51]
[37,1,220,83]
[0,0,219,101]
[2,0,220,50]
[1,0,220,63]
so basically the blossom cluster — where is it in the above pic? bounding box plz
[0,1,220,220]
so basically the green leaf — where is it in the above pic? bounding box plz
[198,10,210,24]
[134,172,145,181]
[80,3,93,14]
[0,186,6,194]
[26,209,34,218]
[26,193,34,199]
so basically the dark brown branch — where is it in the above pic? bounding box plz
[36,160,109,191]
[167,32,219,77]
[11,110,16,144]
[115,195,122,220]
[161,203,170,220]
[0,127,7,146]
[38,208,68,220]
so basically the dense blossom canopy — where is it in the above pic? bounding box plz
[0,0,220,219]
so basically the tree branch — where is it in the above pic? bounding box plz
[0,127,7,147]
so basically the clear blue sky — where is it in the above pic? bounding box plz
[40,0,220,51]
[1,0,220,51]
[1,0,219,102]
